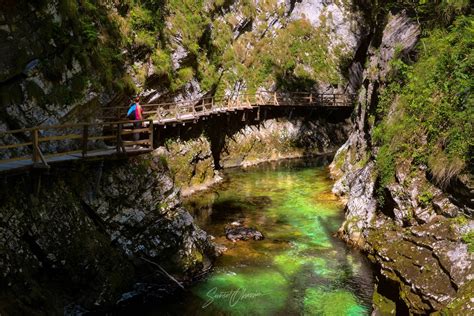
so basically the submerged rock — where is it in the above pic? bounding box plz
[224,223,265,242]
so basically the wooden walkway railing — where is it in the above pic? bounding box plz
[0,91,354,174]
[102,92,355,122]
[0,120,153,172]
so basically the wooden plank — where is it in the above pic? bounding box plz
[122,139,151,146]
[121,128,150,133]
[0,127,36,135]
[44,150,82,158]
[0,159,33,168]
[88,135,117,141]
[0,155,32,163]
[39,134,83,142]
[116,123,124,153]
[0,142,33,150]
[36,145,49,168]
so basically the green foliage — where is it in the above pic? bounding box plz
[171,67,194,91]
[418,190,434,207]
[42,0,138,98]
[373,15,474,188]
[135,30,156,49]
[354,0,471,31]
[166,0,210,55]
[375,145,395,204]
[158,155,169,170]
[462,231,474,253]
[58,0,79,18]
[130,6,154,30]
[151,48,172,77]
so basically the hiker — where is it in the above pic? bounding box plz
[127,96,143,141]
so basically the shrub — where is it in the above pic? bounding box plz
[462,231,474,253]
[373,15,474,188]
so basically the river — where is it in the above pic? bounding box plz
[155,157,374,315]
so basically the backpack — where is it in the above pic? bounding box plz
[127,103,136,119]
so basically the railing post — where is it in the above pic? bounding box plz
[157,107,162,123]
[333,94,336,106]
[149,120,154,148]
[116,123,124,153]
[32,129,39,163]
[309,93,313,104]
[82,125,89,157]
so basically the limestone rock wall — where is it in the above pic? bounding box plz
[0,153,216,314]
[330,10,474,315]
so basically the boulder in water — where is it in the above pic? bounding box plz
[225,223,265,242]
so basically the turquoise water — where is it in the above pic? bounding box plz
[159,158,374,315]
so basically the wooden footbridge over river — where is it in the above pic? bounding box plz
[0,91,354,175]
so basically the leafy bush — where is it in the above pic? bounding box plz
[418,190,434,207]
[373,15,474,188]
[462,231,474,253]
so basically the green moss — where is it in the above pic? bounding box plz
[157,155,169,170]
[451,215,468,226]
[441,280,474,315]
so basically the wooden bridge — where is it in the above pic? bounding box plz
[103,91,354,124]
[0,91,354,175]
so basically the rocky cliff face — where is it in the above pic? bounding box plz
[330,11,474,315]
[158,115,350,195]
[0,153,216,314]
[0,0,361,130]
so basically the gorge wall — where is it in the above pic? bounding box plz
[0,154,217,314]
[330,4,473,315]
[0,0,361,132]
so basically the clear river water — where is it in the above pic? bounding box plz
[155,158,374,315]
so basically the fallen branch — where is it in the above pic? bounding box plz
[140,256,185,289]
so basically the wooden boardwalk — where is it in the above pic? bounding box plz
[0,91,354,175]
[102,91,355,124]
[0,147,151,174]
[0,120,154,175]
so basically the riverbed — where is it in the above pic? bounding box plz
[159,158,374,315]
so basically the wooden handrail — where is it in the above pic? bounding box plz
[100,92,355,118]
[0,119,154,163]
[0,90,355,168]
